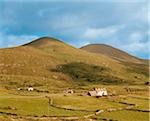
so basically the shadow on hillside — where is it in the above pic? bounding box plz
[51,62,125,85]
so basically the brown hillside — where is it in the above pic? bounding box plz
[0,37,149,91]
[80,44,148,65]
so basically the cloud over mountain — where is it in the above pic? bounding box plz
[0,0,148,58]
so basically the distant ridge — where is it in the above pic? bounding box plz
[80,44,148,64]
[23,37,63,47]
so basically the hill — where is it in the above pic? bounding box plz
[0,37,149,92]
[23,37,63,47]
[80,44,148,65]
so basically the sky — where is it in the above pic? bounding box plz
[0,0,149,59]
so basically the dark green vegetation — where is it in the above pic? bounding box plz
[125,62,149,77]
[0,37,149,121]
[52,62,125,84]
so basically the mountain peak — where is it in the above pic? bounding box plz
[23,36,63,47]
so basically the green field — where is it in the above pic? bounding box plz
[98,110,149,121]
[0,85,149,121]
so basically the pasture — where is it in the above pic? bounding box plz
[0,85,149,121]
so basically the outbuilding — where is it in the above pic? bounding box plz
[27,87,34,91]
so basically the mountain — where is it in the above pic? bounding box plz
[0,37,149,92]
[80,44,148,65]
[23,37,63,47]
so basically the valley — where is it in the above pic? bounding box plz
[0,37,149,121]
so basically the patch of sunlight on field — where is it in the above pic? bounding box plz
[119,97,149,110]
[51,94,126,111]
[0,115,12,121]
[0,97,89,116]
[98,110,149,121]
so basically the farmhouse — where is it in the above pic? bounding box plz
[88,88,108,97]
[27,87,34,91]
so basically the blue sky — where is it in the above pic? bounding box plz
[0,0,149,59]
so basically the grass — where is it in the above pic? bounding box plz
[51,94,126,111]
[0,85,149,121]
[118,96,149,110]
[0,96,89,117]
[98,110,149,121]
[0,93,126,116]
[0,115,12,121]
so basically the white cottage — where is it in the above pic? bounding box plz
[88,88,108,97]
[27,87,34,91]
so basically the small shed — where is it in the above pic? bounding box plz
[27,87,34,91]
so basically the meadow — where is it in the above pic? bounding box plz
[0,84,149,121]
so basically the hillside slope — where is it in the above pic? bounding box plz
[0,37,149,91]
[80,44,148,65]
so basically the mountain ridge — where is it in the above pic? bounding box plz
[0,37,149,90]
[80,44,148,65]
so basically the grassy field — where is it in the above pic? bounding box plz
[98,110,149,121]
[0,97,89,117]
[0,85,149,121]
[51,94,127,111]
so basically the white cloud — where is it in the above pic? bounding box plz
[120,31,149,53]
[82,25,123,39]
[77,41,91,47]
[69,40,90,48]
[0,32,39,48]
[121,41,149,57]
[128,32,143,42]
[80,25,149,57]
